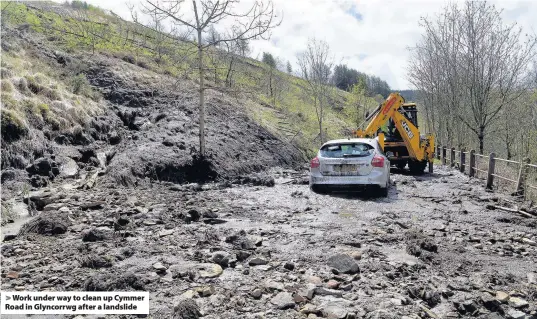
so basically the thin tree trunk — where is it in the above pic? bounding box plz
[197,29,205,156]
[478,126,484,154]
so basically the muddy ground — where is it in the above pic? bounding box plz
[1,166,536,319]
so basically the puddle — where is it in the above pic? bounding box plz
[1,202,33,241]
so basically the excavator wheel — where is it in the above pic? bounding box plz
[408,160,427,175]
[396,162,407,170]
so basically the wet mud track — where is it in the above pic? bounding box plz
[1,166,536,318]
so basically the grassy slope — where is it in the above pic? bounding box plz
[0,1,379,157]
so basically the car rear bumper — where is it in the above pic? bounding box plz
[309,170,387,187]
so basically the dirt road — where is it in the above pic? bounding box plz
[1,166,536,318]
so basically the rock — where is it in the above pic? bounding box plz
[59,157,78,178]
[108,131,121,145]
[271,292,295,310]
[202,210,218,219]
[18,212,69,236]
[306,276,322,285]
[24,190,63,211]
[481,294,501,312]
[496,291,510,303]
[326,280,340,289]
[298,284,316,300]
[315,287,343,297]
[6,271,19,279]
[181,290,196,299]
[134,206,149,214]
[81,255,113,268]
[327,253,360,274]
[82,228,107,242]
[153,262,167,273]
[522,238,536,246]
[162,138,175,147]
[26,157,59,177]
[250,288,263,299]
[284,262,295,271]
[293,293,306,303]
[264,280,284,291]
[80,201,106,210]
[508,297,528,308]
[202,218,227,225]
[173,299,201,319]
[186,209,200,222]
[211,251,231,268]
[350,251,362,260]
[528,272,536,284]
[84,272,144,291]
[505,309,526,319]
[159,229,174,237]
[226,230,256,250]
[249,257,268,266]
[323,305,348,319]
[197,263,223,278]
[236,251,251,261]
[300,303,321,315]
[195,286,215,297]
[3,234,17,241]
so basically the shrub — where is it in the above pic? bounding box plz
[37,103,50,117]
[1,109,28,142]
[40,87,62,101]
[122,55,136,64]
[71,74,87,95]
[18,77,30,94]
[0,67,13,79]
[1,200,18,226]
[25,75,44,94]
[1,80,13,92]
[1,93,17,109]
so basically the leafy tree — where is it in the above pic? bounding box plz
[286,61,292,74]
[262,52,276,68]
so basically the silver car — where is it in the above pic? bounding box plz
[309,138,390,196]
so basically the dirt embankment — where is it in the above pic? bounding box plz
[1,27,304,200]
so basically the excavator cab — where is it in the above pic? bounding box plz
[386,103,418,141]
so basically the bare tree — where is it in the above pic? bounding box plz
[297,38,333,144]
[408,0,537,154]
[142,0,281,157]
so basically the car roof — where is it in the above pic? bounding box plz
[321,138,378,147]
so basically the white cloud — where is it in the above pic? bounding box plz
[83,0,537,89]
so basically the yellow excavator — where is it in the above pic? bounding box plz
[354,92,435,174]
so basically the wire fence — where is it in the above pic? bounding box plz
[436,145,537,201]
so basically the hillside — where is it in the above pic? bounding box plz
[0,1,381,197]
[0,1,379,161]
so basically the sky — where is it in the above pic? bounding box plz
[79,0,537,90]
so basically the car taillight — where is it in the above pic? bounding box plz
[371,155,384,167]
[310,157,320,168]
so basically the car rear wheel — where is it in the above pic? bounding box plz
[311,184,329,194]
[380,179,389,197]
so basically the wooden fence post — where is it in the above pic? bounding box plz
[450,148,455,167]
[442,146,446,165]
[486,152,496,189]
[460,149,465,173]
[515,158,530,196]
[469,150,476,177]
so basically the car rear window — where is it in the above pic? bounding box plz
[320,143,374,158]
